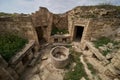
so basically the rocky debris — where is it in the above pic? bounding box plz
[114,78,119,80]
[101,59,110,66]
[116,30,120,37]
[83,51,93,57]
[29,75,41,80]
[98,43,114,52]
[104,50,120,79]
[86,57,112,80]
[85,41,106,61]
[71,62,76,69]
[98,46,107,52]
[41,56,48,61]
[0,67,14,80]
[39,63,64,80]
[82,41,120,80]
[104,69,116,79]
[80,55,93,80]
[90,37,97,41]
[80,77,86,80]
[106,54,113,60]
[110,28,120,42]
[107,43,114,49]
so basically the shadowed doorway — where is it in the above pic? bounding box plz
[74,26,84,41]
[35,26,46,44]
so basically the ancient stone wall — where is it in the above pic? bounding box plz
[87,18,120,41]
[32,7,69,44]
[68,6,120,42]
[53,13,68,29]
[0,16,39,51]
[0,55,19,80]
[32,7,53,43]
[0,40,35,80]
[0,16,36,40]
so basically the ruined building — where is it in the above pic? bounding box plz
[0,6,120,80]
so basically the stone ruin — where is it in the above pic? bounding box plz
[50,46,69,69]
[0,6,120,80]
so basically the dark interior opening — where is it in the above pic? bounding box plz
[74,26,84,41]
[22,54,29,65]
[63,38,67,42]
[32,48,35,54]
[35,27,46,44]
[43,26,47,28]
[92,54,100,61]
[85,46,89,51]
[54,38,58,43]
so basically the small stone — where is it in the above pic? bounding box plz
[107,43,114,49]
[106,54,113,60]
[72,69,75,71]
[80,77,86,80]
[98,46,107,52]
[117,30,120,37]
[41,56,48,61]
[29,75,41,80]
[90,37,97,41]
[72,62,76,68]
[114,78,119,80]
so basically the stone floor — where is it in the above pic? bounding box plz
[20,41,120,80]
[21,47,67,80]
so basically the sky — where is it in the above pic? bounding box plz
[0,0,120,14]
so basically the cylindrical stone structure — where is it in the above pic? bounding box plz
[50,46,70,69]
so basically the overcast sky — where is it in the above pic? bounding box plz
[0,0,120,14]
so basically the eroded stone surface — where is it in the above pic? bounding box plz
[21,47,66,80]
[0,6,120,80]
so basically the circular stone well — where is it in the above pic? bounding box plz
[50,46,70,69]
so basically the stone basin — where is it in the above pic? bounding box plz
[50,46,70,69]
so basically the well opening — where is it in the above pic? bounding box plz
[53,51,66,59]
[50,46,70,69]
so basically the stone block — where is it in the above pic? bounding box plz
[7,67,19,80]
[0,67,14,80]
[0,55,8,68]
[28,51,34,60]
[15,61,25,75]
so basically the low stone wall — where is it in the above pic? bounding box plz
[50,34,71,43]
[0,16,36,40]
[0,40,35,80]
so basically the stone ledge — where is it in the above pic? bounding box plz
[9,40,35,65]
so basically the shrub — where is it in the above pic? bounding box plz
[51,27,69,35]
[0,33,28,61]
[97,3,115,9]
[93,37,113,48]
[102,49,111,56]
[0,12,12,16]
